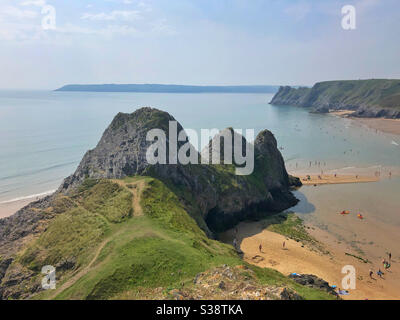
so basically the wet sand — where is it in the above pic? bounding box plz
[298,174,379,185]
[330,110,355,117]
[220,220,400,300]
[355,118,400,136]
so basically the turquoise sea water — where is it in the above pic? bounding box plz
[0,90,399,208]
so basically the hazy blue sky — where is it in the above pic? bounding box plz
[0,0,399,89]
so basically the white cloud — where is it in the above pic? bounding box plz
[81,10,141,21]
[0,5,38,19]
[20,0,46,7]
[55,23,139,37]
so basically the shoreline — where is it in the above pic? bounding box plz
[0,196,48,219]
[296,174,379,186]
[329,110,400,136]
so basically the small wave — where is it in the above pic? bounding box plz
[391,140,399,146]
[367,165,382,169]
[0,161,76,182]
[0,190,56,205]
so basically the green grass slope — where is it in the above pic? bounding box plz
[307,79,400,109]
[14,177,334,300]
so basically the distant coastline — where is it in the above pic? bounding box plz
[55,84,279,94]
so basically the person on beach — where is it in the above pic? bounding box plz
[369,269,374,279]
[388,252,392,261]
[259,244,262,253]
[283,241,286,249]
[377,269,384,279]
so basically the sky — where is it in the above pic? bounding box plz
[0,0,399,89]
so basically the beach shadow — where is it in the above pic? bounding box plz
[225,212,295,252]
[220,193,316,255]
[290,191,316,214]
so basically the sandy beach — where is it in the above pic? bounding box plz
[330,110,355,117]
[0,195,50,219]
[0,199,32,219]
[221,220,400,300]
[297,174,379,185]
[329,110,400,136]
[355,118,400,136]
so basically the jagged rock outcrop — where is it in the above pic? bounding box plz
[56,107,299,234]
[270,79,400,119]
[58,107,186,193]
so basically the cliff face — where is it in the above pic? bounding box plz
[59,108,299,234]
[270,80,400,118]
[59,107,184,193]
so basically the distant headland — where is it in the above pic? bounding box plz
[55,84,279,94]
[270,79,400,119]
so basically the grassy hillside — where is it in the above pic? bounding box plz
[308,79,400,109]
[9,176,334,300]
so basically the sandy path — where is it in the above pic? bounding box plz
[220,221,400,300]
[48,179,147,298]
[48,238,110,299]
[297,174,379,186]
[113,179,146,216]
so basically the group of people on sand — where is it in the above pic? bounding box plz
[258,241,286,253]
[369,252,392,280]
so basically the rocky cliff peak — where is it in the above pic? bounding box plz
[59,107,189,193]
[57,109,299,234]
